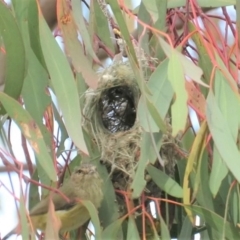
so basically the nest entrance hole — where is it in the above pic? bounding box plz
[98,85,136,133]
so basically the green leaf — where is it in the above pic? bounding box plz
[57,0,98,89]
[137,95,160,133]
[93,1,115,53]
[183,121,208,221]
[137,60,171,134]
[131,132,162,198]
[188,22,212,87]
[0,1,25,111]
[148,59,173,118]
[28,0,47,69]
[97,163,120,229]
[28,169,40,211]
[190,150,215,211]
[81,200,102,239]
[186,204,240,239]
[127,217,141,240]
[38,11,88,155]
[214,69,239,140]
[142,1,159,21]
[72,0,102,62]
[19,193,30,240]
[147,165,183,198]
[137,2,151,54]
[102,218,125,239]
[12,1,52,154]
[195,0,236,7]
[107,0,137,63]
[22,49,51,127]
[206,91,240,183]
[12,1,50,128]
[0,92,56,181]
[168,50,188,136]
[178,216,192,240]
[83,129,101,160]
[52,103,69,158]
[159,37,207,88]
[135,0,236,13]
[159,214,171,240]
[229,185,240,226]
[209,145,228,197]
[237,1,240,56]
[145,96,167,133]
[154,0,167,31]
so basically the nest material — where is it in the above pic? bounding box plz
[82,60,186,237]
[83,62,142,182]
[83,61,184,190]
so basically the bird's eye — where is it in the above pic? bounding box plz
[76,169,82,174]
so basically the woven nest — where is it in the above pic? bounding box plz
[83,62,141,183]
[83,61,184,189]
[82,60,186,237]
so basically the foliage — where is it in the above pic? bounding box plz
[0,0,240,239]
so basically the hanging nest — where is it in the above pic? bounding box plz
[83,61,185,187]
[83,62,142,185]
[82,60,186,236]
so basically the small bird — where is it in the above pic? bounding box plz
[2,163,103,239]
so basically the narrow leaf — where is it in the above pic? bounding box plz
[179,216,192,240]
[97,163,120,229]
[186,204,240,239]
[57,0,98,89]
[183,121,207,222]
[127,217,140,240]
[159,214,171,240]
[206,91,240,183]
[209,145,228,197]
[168,50,188,136]
[0,1,25,108]
[45,197,61,240]
[147,165,183,198]
[81,200,102,239]
[38,6,88,155]
[102,218,125,239]
[108,0,137,63]
[72,0,101,61]
[159,37,208,88]
[0,92,56,181]
[93,1,115,53]
[131,132,161,198]
[19,193,30,240]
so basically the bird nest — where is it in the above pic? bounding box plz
[82,60,186,237]
[83,62,141,183]
[83,61,184,190]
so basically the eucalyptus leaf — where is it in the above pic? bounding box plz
[0,92,56,181]
[131,132,162,198]
[160,214,171,240]
[81,200,102,239]
[19,193,30,240]
[127,217,141,240]
[38,11,88,155]
[186,204,240,239]
[206,91,240,183]
[102,218,125,239]
[209,145,228,197]
[147,165,183,198]
[168,50,188,136]
[0,1,25,112]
